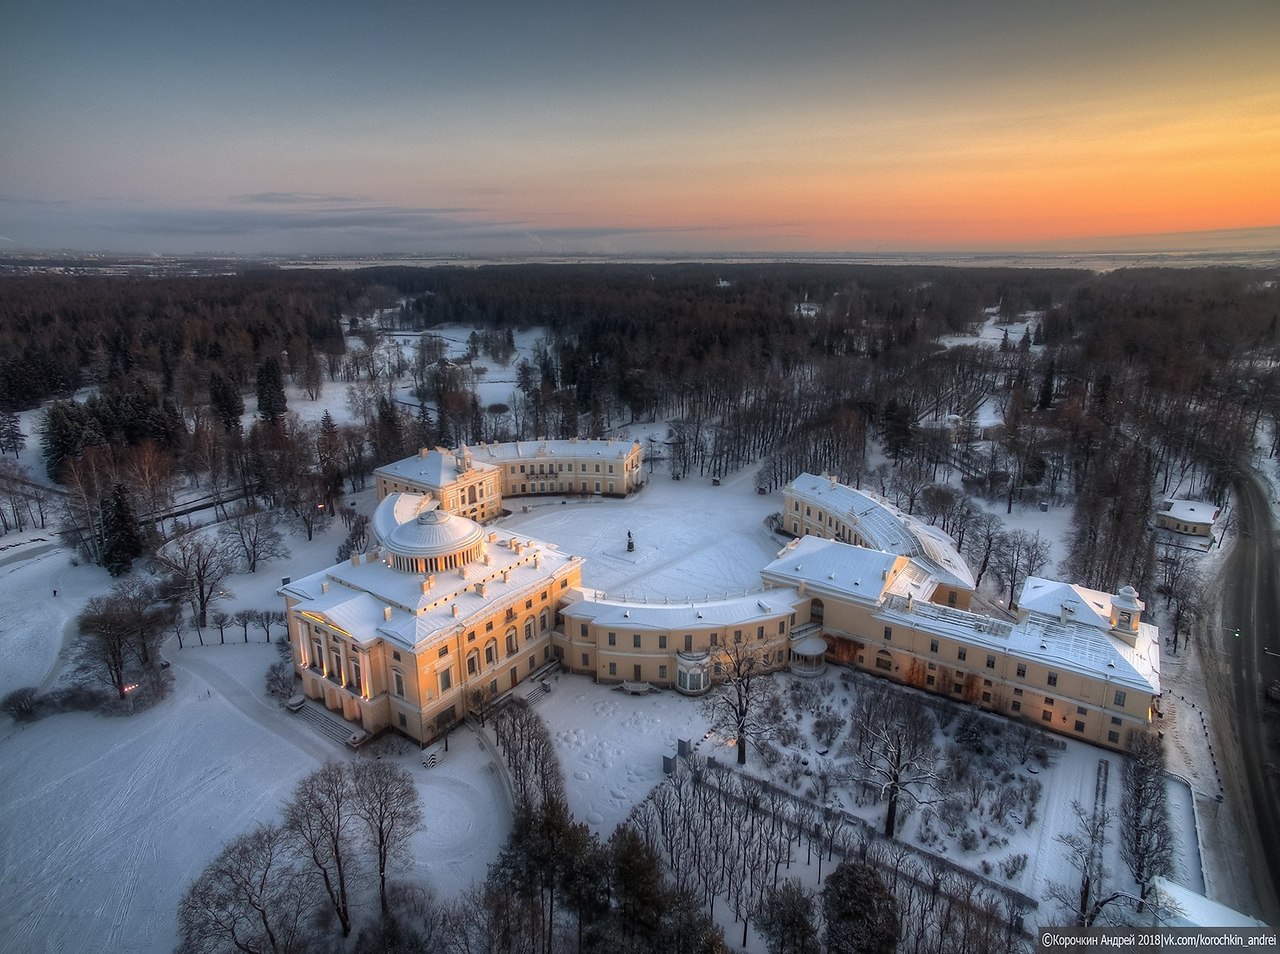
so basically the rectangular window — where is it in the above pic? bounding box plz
[1111,716,1122,726]
[875,657,892,672]
[930,639,938,654]
[1016,663,1026,678]
[1074,721,1086,733]
[608,662,617,676]
[529,654,535,671]
[1013,687,1022,696]
[684,635,693,651]
[926,675,935,686]
[1114,690,1127,707]
[956,647,966,662]
[1077,706,1087,716]
[1108,730,1120,744]
[778,621,786,635]
[525,599,533,610]
[392,650,401,662]
[734,630,743,643]
[883,626,892,641]
[1011,701,1021,712]
[633,634,642,648]
[658,635,667,649]
[986,655,996,669]
[485,621,493,632]
[581,653,589,667]
[393,671,405,698]
[1044,697,1054,706]
[952,683,963,694]
[1047,672,1058,687]
[607,632,616,646]
[1042,710,1052,722]
[659,665,668,679]
[439,669,452,691]
[633,664,642,680]
[438,646,448,658]
[757,626,765,640]
[982,691,991,703]
[467,631,476,643]
[947,591,958,606]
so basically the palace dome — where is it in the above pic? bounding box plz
[373,493,485,572]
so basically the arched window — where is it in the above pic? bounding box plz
[466,651,479,675]
[392,669,405,697]
[484,640,498,666]
[810,599,825,625]
[524,618,534,641]
[539,609,549,632]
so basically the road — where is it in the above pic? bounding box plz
[1217,474,1280,922]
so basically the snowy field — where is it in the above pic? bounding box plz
[0,317,1256,947]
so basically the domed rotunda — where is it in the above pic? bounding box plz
[372,494,484,573]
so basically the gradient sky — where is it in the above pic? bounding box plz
[2,0,1278,255]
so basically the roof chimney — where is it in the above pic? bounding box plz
[383,606,393,621]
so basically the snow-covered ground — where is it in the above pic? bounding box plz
[0,318,1254,948]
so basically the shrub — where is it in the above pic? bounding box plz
[1000,853,1028,880]
[1,686,39,722]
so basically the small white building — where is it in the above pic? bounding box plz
[1155,498,1220,540]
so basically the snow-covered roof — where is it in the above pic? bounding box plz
[876,589,1160,695]
[562,588,804,630]
[467,438,640,463]
[372,493,482,560]
[760,536,905,604]
[279,529,581,652]
[1018,578,1117,630]
[375,447,495,488]
[1159,499,1219,524]
[1150,878,1268,928]
[785,473,974,588]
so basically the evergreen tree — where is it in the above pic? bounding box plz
[317,410,344,509]
[0,410,26,458]
[255,357,288,424]
[101,483,145,576]
[208,370,244,433]
[756,879,821,954]
[821,861,899,954]
[1019,325,1033,351]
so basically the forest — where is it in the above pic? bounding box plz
[1,261,1278,621]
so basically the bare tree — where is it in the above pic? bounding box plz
[1120,733,1174,907]
[282,762,356,937]
[854,688,941,838]
[1047,800,1128,927]
[702,632,778,765]
[350,760,424,915]
[221,504,289,573]
[176,822,314,954]
[157,521,237,628]
[266,662,295,701]
[72,590,137,700]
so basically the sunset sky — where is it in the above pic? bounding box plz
[3,0,1278,255]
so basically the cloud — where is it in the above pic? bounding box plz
[232,192,370,205]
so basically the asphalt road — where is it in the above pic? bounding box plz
[1218,475,1280,922]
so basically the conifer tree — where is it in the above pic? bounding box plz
[101,483,145,576]
[255,357,288,425]
[0,410,25,458]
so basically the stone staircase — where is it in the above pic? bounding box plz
[290,699,360,747]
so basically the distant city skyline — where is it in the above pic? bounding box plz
[3,0,1277,256]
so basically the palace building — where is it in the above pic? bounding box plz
[280,491,582,745]
[282,459,1158,752]
[374,439,644,521]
